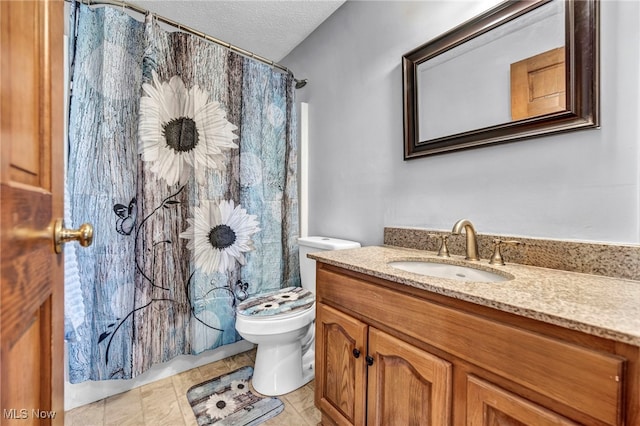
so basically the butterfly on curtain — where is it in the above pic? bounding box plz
[113,197,137,235]
[234,280,249,302]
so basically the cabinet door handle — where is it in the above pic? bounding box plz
[352,348,361,358]
[366,355,374,366]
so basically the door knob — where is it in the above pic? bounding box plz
[12,218,94,253]
[53,219,93,253]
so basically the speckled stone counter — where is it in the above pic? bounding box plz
[384,226,640,280]
[309,245,640,346]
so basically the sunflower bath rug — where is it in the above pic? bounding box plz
[187,366,284,425]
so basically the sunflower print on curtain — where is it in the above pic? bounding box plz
[66,3,299,382]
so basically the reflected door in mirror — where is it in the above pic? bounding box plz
[511,47,566,120]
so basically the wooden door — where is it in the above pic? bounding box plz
[315,303,368,426]
[0,0,64,424]
[466,375,579,426]
[367,327,452,426]
[511,47,566,120]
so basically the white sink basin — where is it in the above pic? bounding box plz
[387,260,511,283]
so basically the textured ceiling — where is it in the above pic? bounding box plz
[129,0,345,62]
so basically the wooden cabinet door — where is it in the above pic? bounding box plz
[0,1,64,424]
[367,328,452,426]
[316,303,368,426]
[466,375,579,426]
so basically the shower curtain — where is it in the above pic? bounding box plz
[65,3,299,383]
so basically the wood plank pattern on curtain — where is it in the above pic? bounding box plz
[66,3,299,383]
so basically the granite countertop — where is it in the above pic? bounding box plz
[309,245,640,346]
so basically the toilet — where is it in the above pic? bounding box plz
[235,236,361,396]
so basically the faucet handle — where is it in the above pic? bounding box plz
[489,239,523,265]
[429,233,450,257]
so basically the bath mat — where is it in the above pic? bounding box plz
[187,366,284,426]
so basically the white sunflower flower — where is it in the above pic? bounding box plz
[205,393,238,420]
[255,301,280,311]
[180,200,260,274]
[229,379,250,394]
[273,291,299,302]
[138,70,238,186]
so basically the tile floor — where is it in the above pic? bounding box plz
[64,349,321,426]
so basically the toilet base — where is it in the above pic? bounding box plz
[251,340,315,396]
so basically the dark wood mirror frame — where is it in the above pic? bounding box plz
[402,0,599,160]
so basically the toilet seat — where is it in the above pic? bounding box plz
[236,286,314,319]
[235,287,316,336]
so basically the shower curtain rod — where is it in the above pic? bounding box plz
[68,0,297,78]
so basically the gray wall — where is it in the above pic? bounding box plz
[282,1,640,246]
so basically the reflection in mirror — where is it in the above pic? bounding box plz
[417,1,564,140]
[403,0,599,159]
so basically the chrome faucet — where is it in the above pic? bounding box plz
[451,219,479,261]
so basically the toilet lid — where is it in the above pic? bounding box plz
[236,286,314,318]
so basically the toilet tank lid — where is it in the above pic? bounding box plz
[298,236,361,250]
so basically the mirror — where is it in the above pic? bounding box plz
[403,0,599,159]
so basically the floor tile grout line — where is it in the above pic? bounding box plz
[98,398,106,426]
[283,387,319,426]
[139,386,147,426]
[168,372,190,426]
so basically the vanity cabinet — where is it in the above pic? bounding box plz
[314,263,638,426]
[316,303,452,425]
[315,303,367,425]
[466,375,578,425]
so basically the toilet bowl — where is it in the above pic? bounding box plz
[234,236,361,396]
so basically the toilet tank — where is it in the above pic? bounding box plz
[298,236,361,294]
